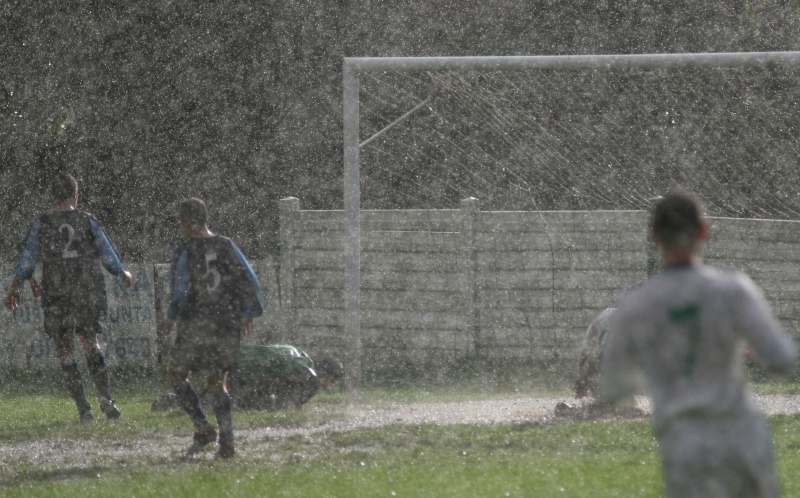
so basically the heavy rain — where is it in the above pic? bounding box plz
[2,2,800,496]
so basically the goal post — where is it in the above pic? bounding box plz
[342,52,800,400]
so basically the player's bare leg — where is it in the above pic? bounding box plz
[207,371,235,458]
[168,363,216,455]
[79,333,120,419]
[55,332,93,422]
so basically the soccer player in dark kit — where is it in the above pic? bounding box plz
[4,173,133,422]
[164,197,265,458]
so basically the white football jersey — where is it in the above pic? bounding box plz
[600,264,796,431]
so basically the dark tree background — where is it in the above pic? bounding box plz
[1,1,797,262]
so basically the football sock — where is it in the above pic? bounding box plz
[86,347,112,401]
[213,392,233,442]
[173,381,208,431]
[60,360,92,416]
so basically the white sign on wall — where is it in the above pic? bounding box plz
[0,264,158,368]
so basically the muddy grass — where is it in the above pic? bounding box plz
[1,393,798,477]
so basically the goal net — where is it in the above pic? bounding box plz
[356,57,800,216]
[339,53,800,393]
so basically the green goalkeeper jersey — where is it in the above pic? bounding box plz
[233,344,320,409]
[236,344,315,382]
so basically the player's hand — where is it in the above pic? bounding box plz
[574,377,589,399]
[30,278,43,299]
[121,270,133,288]
[745,345,757,365]
[4,289,20,310]
[242,318,253,337]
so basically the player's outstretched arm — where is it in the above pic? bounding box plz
[230,242,265,319]
[89,217,130,283]
[734,276,797,374]
[6,218,44,310]
[4,276,24,310]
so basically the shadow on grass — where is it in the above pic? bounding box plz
[0,419,88,440]
[0,449,216,489]
[0,466,116,488]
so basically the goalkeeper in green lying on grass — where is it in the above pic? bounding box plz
[152,344,343,411]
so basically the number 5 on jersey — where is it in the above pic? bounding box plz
[204,251,221,292]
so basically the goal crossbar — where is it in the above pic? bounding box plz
[346,51,800,73]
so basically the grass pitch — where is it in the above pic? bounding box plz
[1,370,799,497]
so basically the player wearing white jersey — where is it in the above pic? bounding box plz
[565,304,641,418]
[599,190,796,498]
[574,307,616,399]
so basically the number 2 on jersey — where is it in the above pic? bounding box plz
[59,223,78,259]
[669,304,701,377]
[204,251,221,292]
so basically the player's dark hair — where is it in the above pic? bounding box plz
[178,198,208,226]
[50,173,77,202]
[650,189,705,249]
[315,356,344,381]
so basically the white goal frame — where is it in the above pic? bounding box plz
[342,51,800,400]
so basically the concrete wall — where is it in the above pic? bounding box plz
[704,217,800,336]
[278,198,654,367]
[278,199,800,368]
[3,204,799,372]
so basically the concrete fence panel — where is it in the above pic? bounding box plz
[277,202,800,370]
